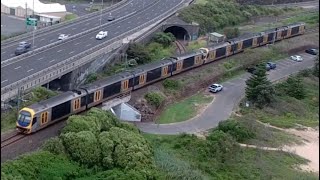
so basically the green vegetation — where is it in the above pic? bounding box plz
[153,32,176,47]
[2,108,158,179]
[283,11,319,28]
[223,27,240,39]
[179,0,288,34]
[1,35,7,41]
[145,130,316,179]
[162,79,182,91]
[64,13,78,21]
[186,39,207,51]
[241,71,319,128]
[245,63,275,108]
[1,87,58,133]
[145,92,165,108]
[156,93,213,124]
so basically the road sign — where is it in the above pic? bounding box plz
[26,18,37,26]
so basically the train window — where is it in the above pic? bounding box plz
[73,98,81,111]
[122,80,129,91]
[209,51,216,60]
[216,47,226,58]
[40,112,48,125]
[286,28,292,38]
[162,66,168,76]
[32,117,37,125]
[177,61,182,71]
[237,42,243,50]
[252,38,258,46]
[263,35,268,43]
[146,67,162,82]
[81,96,86,107]
[195,56,201,64]
[51,101,71,121]
[182,56,195,69]
[281,30,288,37]
[276,31,282,39]
[94,90,102,102]
[139,74,145,84]
[103,82,121,99]
[257,37,263,44]
[226,45,231,55]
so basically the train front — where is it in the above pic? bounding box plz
[16,108,35,134]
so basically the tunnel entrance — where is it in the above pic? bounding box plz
[164,26,189,40]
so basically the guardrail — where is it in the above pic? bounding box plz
[1,0,188,101]
[1,11,137,67]
[0,0,130,46]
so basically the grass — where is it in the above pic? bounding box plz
[144,133,317,180]
[156,93,213,124]
[186,39,207,51]
[1,110,18,134]
[64,13,78,21]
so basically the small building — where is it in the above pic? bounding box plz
[209,32,225,43]
[1,0,67,18]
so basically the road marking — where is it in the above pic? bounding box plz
[27,69,34,72]
[38,57,44,60]
[50,39,55,42]
[69,51,74,54]
[57,49,63,53]
[14,66,21,70]
[117,25,121,28]
[72,27,76,30]
[1,80,8,84]
[1,51,5,54]
[40,38,45,41]
[86,44,91,47]
[74,42,81,45]
[49,59,55,63]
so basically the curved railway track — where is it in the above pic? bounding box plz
[175,40,187,54]
[1,133,26,149]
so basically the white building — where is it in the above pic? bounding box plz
[1,0,67,18]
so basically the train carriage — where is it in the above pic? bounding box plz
[204,42,229,64]
[17,89,87,134]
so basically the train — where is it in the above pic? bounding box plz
[16,22,306,134]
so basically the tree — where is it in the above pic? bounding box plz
[313,55,319,77]
[126,43,152,64]
[245,63,275,108]
[223,27,239,39]
[284,76,306,100]
[153,32,176,47]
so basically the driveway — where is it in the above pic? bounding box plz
[136,53,317,134]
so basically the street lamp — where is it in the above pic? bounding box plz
[100,0,103,29]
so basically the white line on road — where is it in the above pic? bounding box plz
[27,69,34,72]
[74,42,80,45]
[50,39,55,42]
[72,27,76,30]
[40,38,45,41]
[85,22,90,25]
[38,57,44,60]
[49,59,55,63]
[14,66,21,70]
[69,51,74,54]
[57,49,63,53]
[1,80,8,84]
[86,44,92,47]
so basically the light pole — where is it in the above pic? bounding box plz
[99,0,103,29]
[32,0,36,49]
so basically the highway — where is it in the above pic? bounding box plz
[0,0,155,61]
[136,53,317,134]
[1,0,184,88]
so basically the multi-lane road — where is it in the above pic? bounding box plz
[0,0,150,60]
[136,53,317,134]
[1,0,184,88]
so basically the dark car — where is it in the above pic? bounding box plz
[266,62,276,70]
[246,67,257,74]
[15,46,30,56]
[305,48,318,55]
[107,16,115,21]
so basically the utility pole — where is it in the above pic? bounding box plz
[33,0,35,17]
[32,0,35,49]
[99,0,103,29]
[25,2,28,31]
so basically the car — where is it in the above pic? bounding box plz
[266,62,276,70]
[15,46,30,56]
[18,41,31,49]
[305,48,318,55]
[290,55,303,62]
[246,67,257,74]
[58,34,69,40]
[209,83,223,93]
[265,64,271,71]
[96,31,108,40]
[107,16,115,21]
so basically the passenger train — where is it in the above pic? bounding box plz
[17,22,306,134]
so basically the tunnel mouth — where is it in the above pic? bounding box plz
[164,26,189,40]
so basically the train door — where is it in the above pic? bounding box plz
[121,80,129,92]
[208,50,216,63]
[162,66,169,77]
[237,41,243,52]
[139,74,146,85]
[176,61,183,72]
[73,98,81,112]
[276,30,282,41]
[286,28,292,38]
[263,34,268,44]
[252,37,258,47]
[40,111,49,126]
[226,44,232,56]
[94,90,102,102]
[194,55,202,66]
[299,25,305,34]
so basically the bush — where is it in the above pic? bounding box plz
[224,27,239,39]
[85,73,98,84]
[42,137,67,156]
[153,32,176,47]
[215,119,255,142]
[278,76,306,100]
[163,79,181,90]
[29,86,58,103]
[145,92,165,107]
[127,43,152,64]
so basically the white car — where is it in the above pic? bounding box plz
[58,34,69,40]
[290,55,303,62]
[96,31,108,40]
[209,83,223,93]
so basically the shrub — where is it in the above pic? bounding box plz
[153,32,176,47]
[279,76,306,100]
[42,137,67,156]
[85,73,98,84]
[127,43,152,64]
[163,79,181,90]
[224,27,240,39]
[215,119,255,142]
[145,92,165,107]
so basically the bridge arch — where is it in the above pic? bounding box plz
[164,26,189,40]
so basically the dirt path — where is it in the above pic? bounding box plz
[241,122,319,174]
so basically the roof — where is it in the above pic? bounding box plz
[210,32,224,38]
[1,0,66,13]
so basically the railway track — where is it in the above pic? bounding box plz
[1,133,26,149]
[175,40,187,54]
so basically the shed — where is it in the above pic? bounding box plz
[209,32,225,43]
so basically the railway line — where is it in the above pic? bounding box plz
[1,133,26,149]
[175,40,187,54]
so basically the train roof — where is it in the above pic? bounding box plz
[174,50,202,60]
[27,90,84,112]
[83,71,133,92]
[130,58,173,74]
[207,42,230,50]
